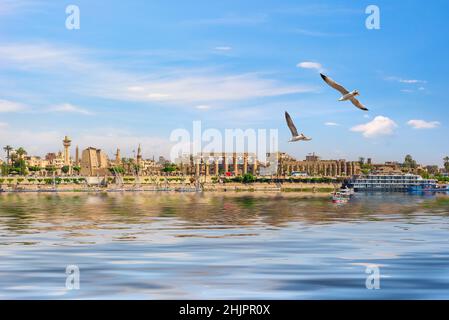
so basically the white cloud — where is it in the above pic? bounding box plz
[351,116,398,138]
[182,14,267,26]
[0,43,90,73]
[74,130,172,158]
[292,28,344,37]
[47,103,93,115]
[324,122,339,126]
[0,99,27,112]
[0,0,40,15]
[0,43,316,104]
[195,105,211,110]
[407,119,440,129]
[400,89,413,93]
[106,73,315,103]
[399,79,426,84]
[386,76,427,84]
[127,86,145,92]
[0,124,172,159]
[214,46,232,51]
[296,61,323,72]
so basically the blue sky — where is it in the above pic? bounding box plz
[0,0,448,165]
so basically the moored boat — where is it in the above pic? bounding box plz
[408,184,449,192]
[332,191,349,203]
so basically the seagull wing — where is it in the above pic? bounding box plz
[285,111,299,137]
[320,73,349,95]
[349,97,369,111]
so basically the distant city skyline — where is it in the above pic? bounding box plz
[0,0,448,166]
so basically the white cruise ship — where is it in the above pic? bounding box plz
[351,174,437,192]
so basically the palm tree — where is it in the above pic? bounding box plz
[444,156,449,172]
[15,147,27,160]
[3,145,13,165]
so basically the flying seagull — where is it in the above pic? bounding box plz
[320,73,368,111]
[285,111,312,142]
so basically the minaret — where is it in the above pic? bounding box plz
[63,136,71,166]
[115,148,121,165]
[137,144,142,166]
[75,145,79,166]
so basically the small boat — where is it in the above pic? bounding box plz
[339,187,354,196]
[332,192,350,204]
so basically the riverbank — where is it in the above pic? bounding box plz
[0,181,337,193]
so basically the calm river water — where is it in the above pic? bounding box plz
[0,192,448,299]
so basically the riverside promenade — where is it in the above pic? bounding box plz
[0,175,340,193]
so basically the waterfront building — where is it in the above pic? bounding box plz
[176,152,259,176]
[136,144,142,167]
[173,151,363,177]
[115,148,121,165]
[80,147,109,176]
[352,174,437,192]
[45,152,65,168]
[75,146,80,166]
[24,156,46,168]
[139,159,162,175]
[370,162,402,174]
[62,136,71,166]
[282,153,361,177]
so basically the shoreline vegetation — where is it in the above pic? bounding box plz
[0,175,340,194]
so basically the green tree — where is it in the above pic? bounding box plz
[72,166,81,174]
[403,154,417,170]
[61,165,70,174]
[15,147,27,159]
[162,163,177,173]
[13,159,28,176]
[1,163,10,175]
[444,156,449,172]
[426,165,439,176]
[242,173,256,184]
[109,166,125,174]
[3,145,13,165]
[45,165,56,174]
[28,166,42,173]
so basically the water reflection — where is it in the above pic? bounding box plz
[0,192,448,299]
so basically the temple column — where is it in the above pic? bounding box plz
[205,160,210,176]
[223,153,228,173]
[233,153,238,176]
[243,153,248,174]
[253,159,258,175]
[214,158,219,175]
[195,161,200,176]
